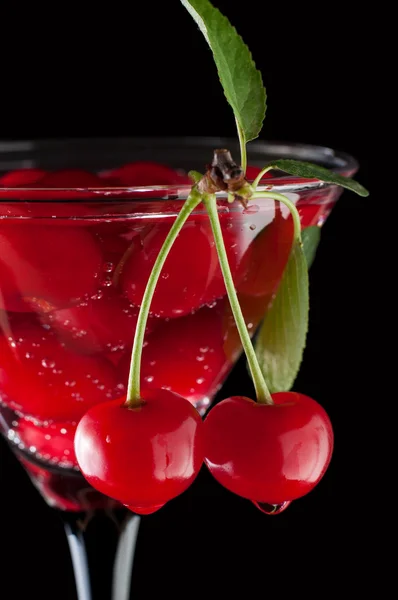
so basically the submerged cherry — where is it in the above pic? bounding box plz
[0,168,47,186]
[119,218,243,318]
[0,224,102,311]
[74,388,204,512]
[203,392,333,505]
[12,418,77,467]
[0,320,123,421]
[100,161,191,186]
[42,290,154,355]
[117,305,230,407]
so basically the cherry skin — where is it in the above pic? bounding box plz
[0,223,103,311]
[203,392,333,505]
[42,290,154,355]
[99,161,192,186]
[118,305,230,407]
[12,418,78,467]
[0,320,124,421]
[0,168,47,186]
[74,388,204,512]
[119,218,243,318]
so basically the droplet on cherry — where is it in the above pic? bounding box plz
[252,500,292,515]
[125,504,165,515]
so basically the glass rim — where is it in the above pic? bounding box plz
[0,136,359,201]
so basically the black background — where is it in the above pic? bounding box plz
[0,2,380,599]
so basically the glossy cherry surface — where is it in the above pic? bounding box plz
[74,388,204,512]
[203,392,333,504]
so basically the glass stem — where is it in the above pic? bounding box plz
[65,520,92,600]
[204,194,273,405]
[126,189,202,406]
[63,510,141,600]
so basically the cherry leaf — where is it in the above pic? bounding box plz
[254,240,309,393]
[301,226,321,268]
[271,159,369,197]
[180,0,266,144]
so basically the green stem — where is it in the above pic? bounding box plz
[125,189,202,407]
[251,165,274,189]
[204,194,273,405]
[251,191,302,243]
[235,117,247,174]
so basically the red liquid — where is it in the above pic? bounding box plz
[0,163,339,510]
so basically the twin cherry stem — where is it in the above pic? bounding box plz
[125,151,302,409]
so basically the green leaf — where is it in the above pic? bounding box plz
[254,240,309,393]
[301,226,321,269]
[180,0,266,143]
[271,159,369,197]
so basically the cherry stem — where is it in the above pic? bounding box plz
[251,191,302,243]
[125,188,203,407]
[251,165,274,189]
[203,194,273,406]
[235,117,247,174]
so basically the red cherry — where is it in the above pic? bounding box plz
[203,392,333,505]
[118,305,230,407]
[237,203,294,297]
[12,418,77,467]
[74,389,204,511]
[119,218,243,318]
[0,321,124,421]
[126,504,165,515]
[38,169,104,188]
[0,224,102,311]
[42,290,154,355]
[0,168,47,186]
[100,161,191,186]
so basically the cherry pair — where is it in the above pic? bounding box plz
[74,388,333,515]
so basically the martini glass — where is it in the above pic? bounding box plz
[0,137,358,599]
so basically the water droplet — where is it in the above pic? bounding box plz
[25,352,32,359]
[196,355,205,362]
[103,262,114,273]
[203,365,209,370]
[200,346,209,353]
[149,360,156,367]
[145,375,154,383]
[161,272,169,280]
[44,434,51,440]
[42,358,55,369]
[253,500,291,515]
[60,428,67,434]
[106,435,111,443]
[101,279,113,287]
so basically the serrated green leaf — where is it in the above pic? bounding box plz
[180,0,266,143]
[254,240,309,393]
[301,226,321,269]
[271,159,369,197]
